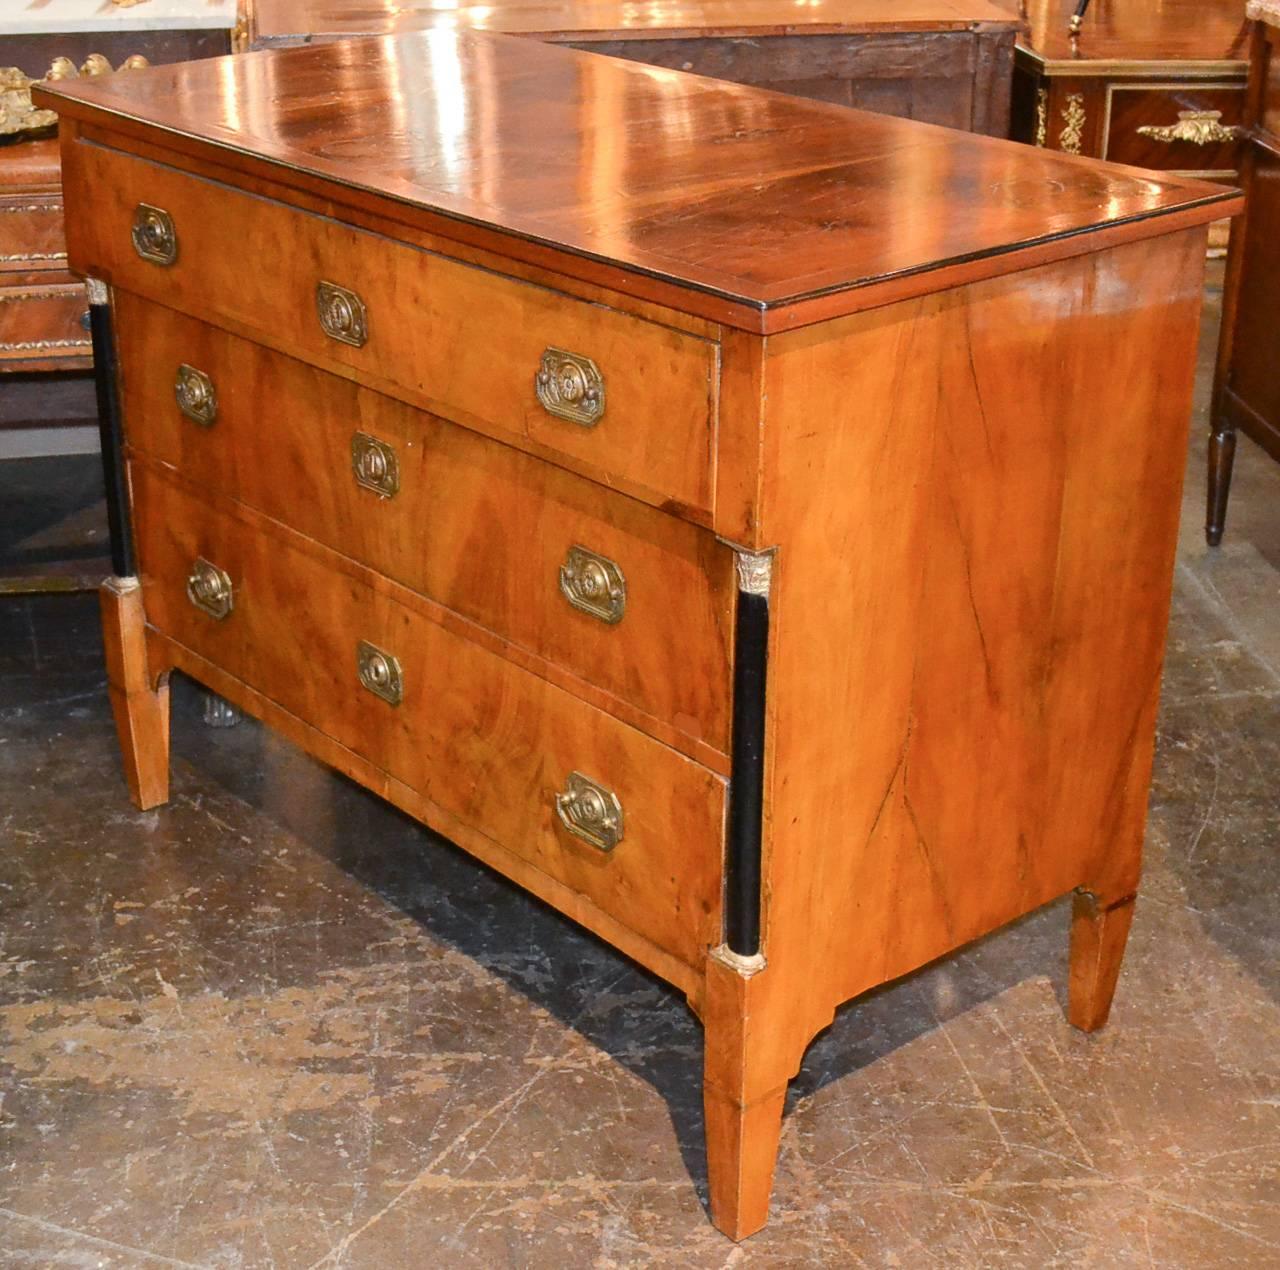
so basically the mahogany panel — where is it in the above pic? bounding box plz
[1104,85,1244,173]
[130,460,727,972]
[114,295,735,756]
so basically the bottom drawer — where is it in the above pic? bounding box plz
[131,461,725,970]
[0,278,92,370]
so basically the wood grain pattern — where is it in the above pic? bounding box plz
[113,294,736,758]
[688,232,1208,1227]
[37,35,1237,331]
[1104,85,1244,173]
[130,460,726,972]
[68,141,720,517]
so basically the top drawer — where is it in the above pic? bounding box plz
[63,140,720,517]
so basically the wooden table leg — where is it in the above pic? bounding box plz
[100,575,170,810]
[1068,890,1137,1033]
[1206,417,1237,546]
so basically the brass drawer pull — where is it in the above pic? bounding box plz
[357,639,403,706]
[186,557,233,620]
[559,545,625,624]
[1137,111,1242,146]
[351,432,399,497]
[317,280,368,347]
[131,203,178,266]
[174,363,217,427]
[555,771,624,852]
[536,347,605,426]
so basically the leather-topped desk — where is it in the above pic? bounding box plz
[37,33,1235,1239]
[248,0,1023,135]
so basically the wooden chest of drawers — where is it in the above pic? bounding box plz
[37,33,1236,1239]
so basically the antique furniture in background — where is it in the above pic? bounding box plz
[1208,1,1280,545]
[38,33,1233,1238]
[248,0,1023,136]
[1,0,239,593]
[1011,0,1249,221]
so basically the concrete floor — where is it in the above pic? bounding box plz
[1,279,1277,1268]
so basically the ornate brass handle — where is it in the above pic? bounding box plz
[174,364,217,427]
[186,558,233,620]
[317,280,368,347]
[536,348,605,426]
[1137,111,1242,146]
[559,546,626,624]
[131,203,178,266]
[555,771,624,852]
[357,640,403,706]
[351,432,399,498]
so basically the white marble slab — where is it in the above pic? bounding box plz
[1,0,238,36]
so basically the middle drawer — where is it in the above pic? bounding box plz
[117,296,735,758]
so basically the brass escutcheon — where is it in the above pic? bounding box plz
[131,203,177,266]
[174,363,217,427]
[356,639,403,706]
[559,545,625,624]
[535,347,605,426]
[317,280,368,347]
[186,557,233,620]
[555,771,624,852]
[351,432,399,498]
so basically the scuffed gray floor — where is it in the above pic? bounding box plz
[0,277,1276,1267]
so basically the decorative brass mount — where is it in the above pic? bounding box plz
[132,204,178,266]
[186,558,234,620]
[317,281,367,347]
[175,364,218,426]
[356,640,403,706]
[351,432,399,498]
[555,771,624,852]
[535,348,605,426]
[1137,111,1243,146]
[2,55,149,140]
[559,545,626,624]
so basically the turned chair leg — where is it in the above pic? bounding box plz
[701,951,794,1241]
[1067,890,1136,1033]
[1206,419,1237,547]
[100,576,171,810]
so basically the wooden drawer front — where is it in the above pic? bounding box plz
[0,193,66,274]
[1104,85,1245,175]
[131,462,725,969]
[116,298,734,757]
[67,141,719,516]
[0,279,92,370]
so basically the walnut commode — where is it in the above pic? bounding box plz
[36,30,1236,1239]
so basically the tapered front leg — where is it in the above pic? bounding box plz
[1067,890,1136,1033]
[701,950,795,1241]
[1206,418,1237,547]
[100,576,170,810]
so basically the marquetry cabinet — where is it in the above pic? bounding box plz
[1011,0,1249,201]
[1208,1,1280,544]
[37,32,1234,1239]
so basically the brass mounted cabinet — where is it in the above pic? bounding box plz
[38,32,1234,1241]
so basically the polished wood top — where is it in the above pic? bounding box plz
[37,32,1237,327]
[251,0,1021,43]
[1018,0,1249,66]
